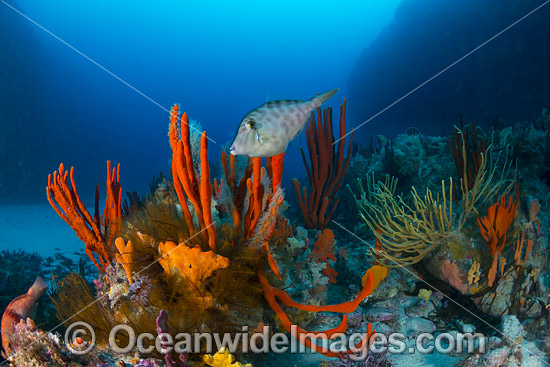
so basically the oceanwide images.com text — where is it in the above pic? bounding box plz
[66,322,486,360]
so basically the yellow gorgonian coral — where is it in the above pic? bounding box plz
[349,136,514,267]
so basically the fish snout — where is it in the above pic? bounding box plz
[229,143,250,157]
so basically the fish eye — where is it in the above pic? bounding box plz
[246,120,256,129]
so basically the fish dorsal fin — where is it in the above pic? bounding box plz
[313,88,339,105]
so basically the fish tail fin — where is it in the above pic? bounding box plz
[315,88,339,105]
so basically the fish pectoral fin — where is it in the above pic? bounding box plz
[288,126,306,150]
[290,126,304,141]
[289,135,301,150]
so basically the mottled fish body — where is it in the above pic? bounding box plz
[1,276,47,354]
[229,88,339,157]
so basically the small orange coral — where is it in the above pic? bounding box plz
[467,261,481,285]
[361,264,388,289]
[514,231,533,266]
[115,237,134,284]
[307,229,338,283]
[478,196,518,256]
[478,196,518,287]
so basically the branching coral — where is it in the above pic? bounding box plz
[293,99,353,229]
[478,196,518,257]
[47,161,121,271]
[478,196,518,286]
[220,151,253,235]
[350,176,458,267]
[350,137,514,267]
[46,102,390,363]
[247,186,286,279]
[513,231,533,267]
[219,148,284,243]
[449,123,486,191]
[169,104,217,251]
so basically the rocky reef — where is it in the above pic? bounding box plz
[1,101,387,366]
[348,0,550,138]
[1,102,550,366]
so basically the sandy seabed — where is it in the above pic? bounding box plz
[0,204,82,257]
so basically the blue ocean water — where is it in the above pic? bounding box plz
[2,0,549,205]
[0,0,400,204]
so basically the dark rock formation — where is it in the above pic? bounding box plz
[348,0,550,139]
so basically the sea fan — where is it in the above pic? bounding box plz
[247,187,285,249]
